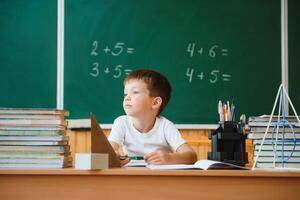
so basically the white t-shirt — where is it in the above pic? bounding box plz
[108,115,186,156]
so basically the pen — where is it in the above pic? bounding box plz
[222,103,226,122]
[224,104,228,121]
[128,156,144,160]
[231,98,235,122]
[239,114,246,134]
[218,100,223,122]
[119,156,144,160]
[227,101,231,121]
[231,103,235,122]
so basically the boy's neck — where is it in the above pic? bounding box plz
[131,115,157,133]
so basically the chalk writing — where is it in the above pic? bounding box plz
[89,40,134,78]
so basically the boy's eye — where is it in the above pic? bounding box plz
[133,91,139,94]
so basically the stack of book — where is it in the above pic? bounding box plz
[0,108,72,168]
[248,115,300,168]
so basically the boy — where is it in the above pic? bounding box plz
[108,69,197,166]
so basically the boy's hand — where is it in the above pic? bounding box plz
[144,149,173,165]
[119,158,130,166]
[116,154,130,167]
[144,144,198,165]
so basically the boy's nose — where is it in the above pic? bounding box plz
[124,95,131,101]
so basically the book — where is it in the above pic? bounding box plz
[0,129,66,136]
[0,156,72,164]
[0,135,68,141]
[0,119,67,126]
[0,153,69,159]
[255,156,300,162]
[248,133,300,139]
[256,162,300,168]
[249,115,300,122]
[250,126,300,133]
[146,160,248,170]
[254,144,300,151]
[254,150,300,157]
[0,163,72,168]
[252,139,299,145]
[0,114,65,119]
[248,115,300,127]
[0,140,68,145]
[0,126,66,131]
[0,145,70,152]
[248,121,300,127]
[0,108,69,116]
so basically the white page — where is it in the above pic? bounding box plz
[147,160,249,170]
[124,159,147,167]
[147,164,195,170]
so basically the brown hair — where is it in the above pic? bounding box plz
[124,69,171,115]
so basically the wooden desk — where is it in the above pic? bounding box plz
[1,168,300,200]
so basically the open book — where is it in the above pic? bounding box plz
[146,160,249,170]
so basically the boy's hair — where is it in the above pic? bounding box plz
[124,69,171,115]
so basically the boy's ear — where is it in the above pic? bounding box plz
[152,97,162,110]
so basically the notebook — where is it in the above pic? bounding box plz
[90,113,121,168]
[146,160,249,170]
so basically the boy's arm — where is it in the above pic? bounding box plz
[110,141,120,153]
[144,143,198,165]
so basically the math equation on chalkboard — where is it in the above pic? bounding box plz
[185,68,231,83]
[186,43,229,58]
[89,40,133,79]
[186,42,232,84]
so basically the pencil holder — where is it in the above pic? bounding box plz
[208,121,248,166]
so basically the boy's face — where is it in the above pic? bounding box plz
[123,79,157,117]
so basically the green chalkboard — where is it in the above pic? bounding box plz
[2,1,299,124]
[289,0,300,115]
[0,0,57,108]
[65,0,283,124]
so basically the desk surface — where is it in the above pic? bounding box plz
[1,167,300,177]
[1,168,300,200]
